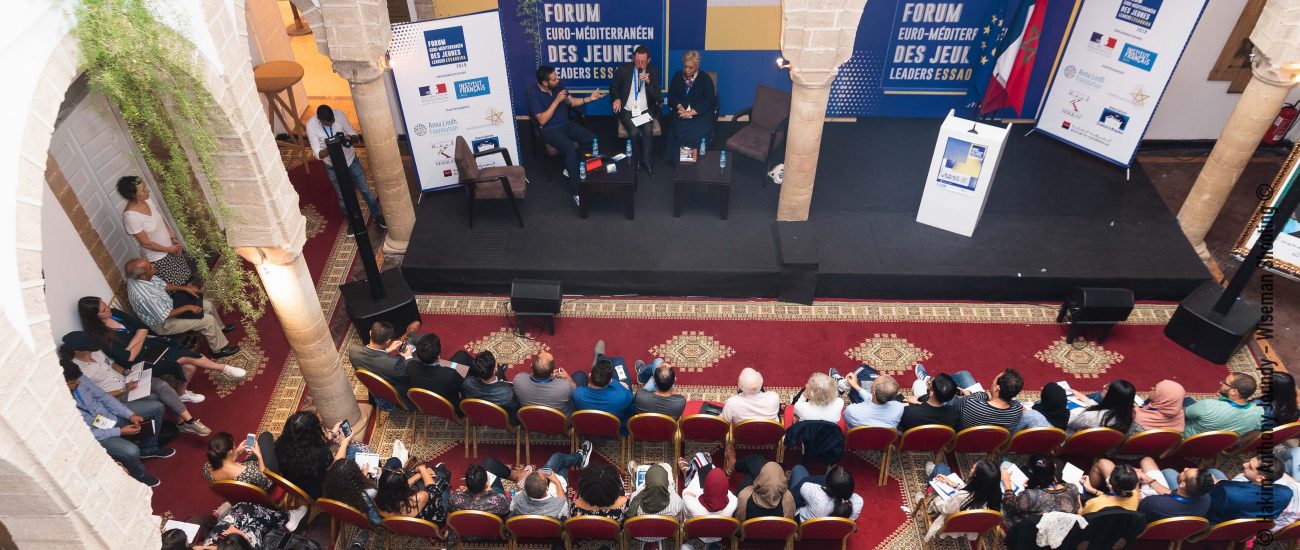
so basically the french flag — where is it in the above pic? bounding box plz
[980,0,1048,116]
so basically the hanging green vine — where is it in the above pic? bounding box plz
[516,0,543,66]
[75,0,265,345]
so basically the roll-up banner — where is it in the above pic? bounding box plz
[389,11,521,191]
[1034,0,1206,167]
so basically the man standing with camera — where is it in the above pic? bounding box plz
[307,104,386,234]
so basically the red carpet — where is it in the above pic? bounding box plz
[148,161,348,519]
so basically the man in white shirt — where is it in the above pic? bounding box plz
[60,333,211,436]
[610,45,661,177]
[306,105,386,234]
[124,257,241,359]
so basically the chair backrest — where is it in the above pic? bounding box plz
[209,479,274,507]
[680,413,730,442]
[1059,427,1125,455]
[407,388,457,420]
[732,418,785,446]
[454,136,478,180]
[624,515,681,539]
[683,514,740,541]
[1200,518,1275,542]
[896,424,956,452]
[750,85,791,129]
[563,515,622,541]
[1270,421,1300,445]
[505,514,565,540]
[1078,508,1145,548]
[942,509,1004,535]
[316,497,373,529]
[461,398,511,430]
[953,425,1011,453]
[1115,428,1183,457]
[447,509,506,540]
[1137,516,1209,541]
[1169,430,1239,458]
[1007,427,1066,455]
[518,405,569,435]
[571,409,622,439]
[706,71,720,114]
[263,469,313,505]
[356,369,405,410]
[628,413,680,441]
[381,515,444,539]
[797,516,857,541]
[845,426,898,450]
[741,516,798,541]
[1274,519,1300,541]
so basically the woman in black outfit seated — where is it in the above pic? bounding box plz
[1002,454,1081,528]
[374,460,452,526]
[665,50,717,162]
[571,462,629,521]
[274,411,357,500]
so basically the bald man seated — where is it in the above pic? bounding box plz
[512,352,577,414]
[124,257,239,358]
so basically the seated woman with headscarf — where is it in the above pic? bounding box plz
[665,50,717,162]
[1133,380,1187,433]
[721,367,780,424]
[682,462,737,546]
[1016,383,1070,431]
[626,463,683,543]
[732,452,795,521]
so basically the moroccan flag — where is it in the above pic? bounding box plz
[980,0,1048,116]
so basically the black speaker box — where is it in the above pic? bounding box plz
[773,222,818,306]
[1164,280,1259,364]
[341,269,420,345]
[1063,287,1134,323]
[511,279,562,315]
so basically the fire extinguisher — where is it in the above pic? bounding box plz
[1263,101,1299,146]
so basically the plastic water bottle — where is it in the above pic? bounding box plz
[700,138,707,155]
[625,139,632,156]
[720,150,727,169]
[579,163,586,180]
[592,138,599,156]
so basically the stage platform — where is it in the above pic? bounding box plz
[401,118,1210,301]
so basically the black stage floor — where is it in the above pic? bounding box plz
[401,118,1210,301]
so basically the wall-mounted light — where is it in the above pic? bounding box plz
[776,57,792,70]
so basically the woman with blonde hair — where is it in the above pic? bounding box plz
[721,367,780,423]
[793,372,844,422]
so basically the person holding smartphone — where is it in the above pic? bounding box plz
[526,65,607,206]
[203,432,273,492]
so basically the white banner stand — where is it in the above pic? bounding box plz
[916,110,1010,237]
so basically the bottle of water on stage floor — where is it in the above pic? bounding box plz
[700,138,707,155]
[720,150,726,169]
[626,139,632,156]
[579,162,586,180]
[592,138,599,156]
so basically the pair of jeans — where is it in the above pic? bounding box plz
[542,123,596,195]
[325,157,384,224]
[927,461,953,483]
[1158,468,1182,492]
[102,400,164,482]
[543,451,585,482]
[480,456,512,495]
[1279,446,1300,479]
[788,465,825,509]
[834,365,876,404]
[735,453,772,488]
[950,370,978,391]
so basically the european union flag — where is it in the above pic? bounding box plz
[965,0,1026,117]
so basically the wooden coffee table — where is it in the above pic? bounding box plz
[673,151,733,219]
[578,155,638,220]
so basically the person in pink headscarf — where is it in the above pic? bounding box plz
[721,367,780,424]
[1133,380,1187,432]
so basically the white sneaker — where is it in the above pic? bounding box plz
[925,460,936,477]
[180,391,206,403]
[563,169,570,178]
[573,194,581,206]
[178,419,212,436]
[285,505,309,531]
[221,364,247,379]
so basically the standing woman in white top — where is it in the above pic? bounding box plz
[793,373,845,423]
[117,176,191,285]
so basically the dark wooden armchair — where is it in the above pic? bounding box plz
[724,84,791,185]
[454,136,525,228]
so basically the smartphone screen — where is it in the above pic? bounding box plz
[341,419,352,437]
[539,468,553,476]
[246,433,256,449]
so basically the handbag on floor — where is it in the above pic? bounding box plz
[262,526,322,549]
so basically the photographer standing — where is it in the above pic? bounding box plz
[307,104,386,234]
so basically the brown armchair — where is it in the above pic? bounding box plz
[724,84,791,186]
[454,136,526,228]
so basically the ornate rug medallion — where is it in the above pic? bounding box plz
[845,334,934,374]
[1034,338,1125,378]
[649,331,735,372]
[205,342,267,398]
[464,328,550,366]
[301,204,326,239]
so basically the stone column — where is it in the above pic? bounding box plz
[1177,0,1300,261]
[238,247,364,428]
[337,60,416,254]
[776,0,868,221]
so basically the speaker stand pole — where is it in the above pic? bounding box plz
[1214,175,1300,314]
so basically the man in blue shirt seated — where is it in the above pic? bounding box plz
[64,357,173,487]
[842,372,904,428]
[571,358,634,429]
[526,65,606,207]
[1132,456,1215,521]
[1205,456,1293,524]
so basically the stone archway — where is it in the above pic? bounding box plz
[2,1,354,546]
